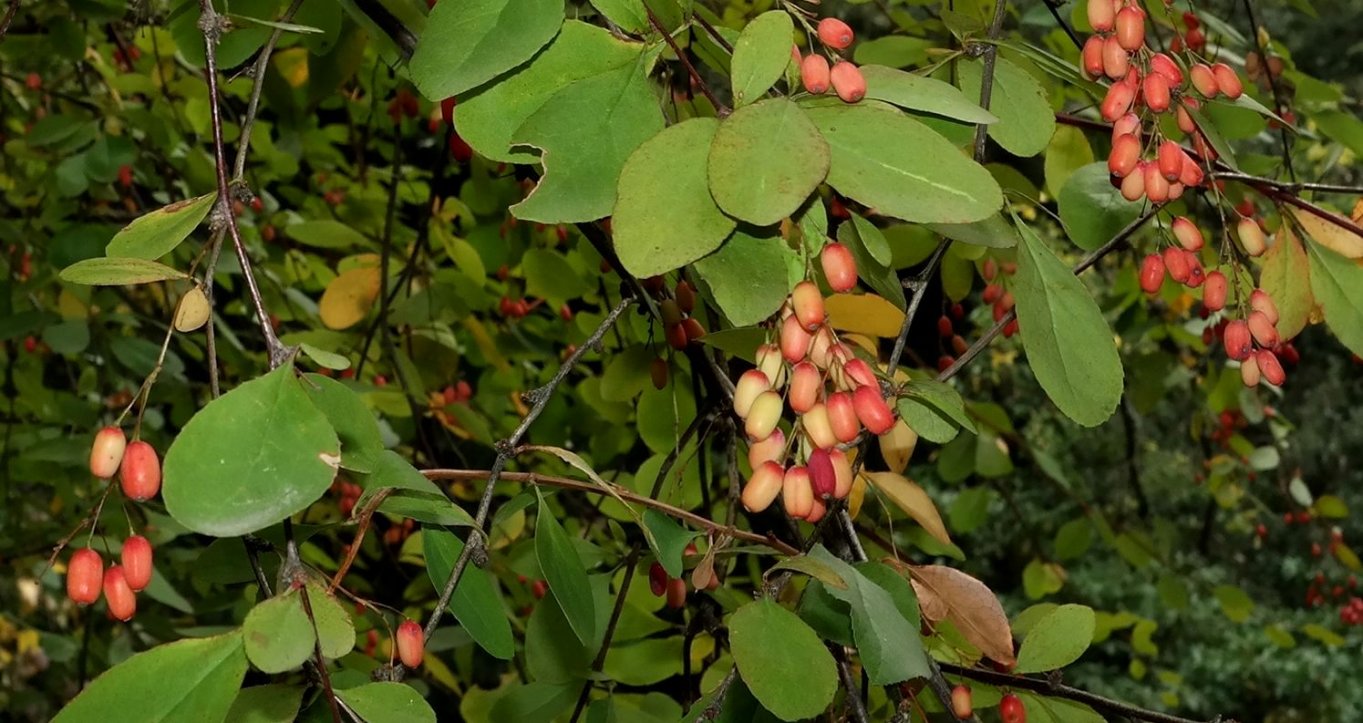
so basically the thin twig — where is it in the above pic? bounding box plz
[422,296,636,643]
[568,545,643,722]
[971,0,1011,161]
[422,469,799,555]
[1239,0,1295,181]
[297,582,344,723]
[938,662,1224,723]
[0,0,21,42]
[645,4,728,116]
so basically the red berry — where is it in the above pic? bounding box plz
[791,281,826,331]
[821,242,858,292]
[90,426,127,479]
[1211,63,1243,99]
[1150,53,1184,85]
[780,314,813,362]
[104,565,136,622]
[830,61,866,103]
[1082,36,1105,79]
[841,358,878,388]
[783,465,814,519]
[1190,64,1220,98]
[650,358,669,390]
[807,448,837,499]
[67,548,104,605]
[951,684,973,720]
[852,385,894,435]
[1000,693,1026,723]
[826,391,862,442]
[25,72,41,90]
[648,562,668,597]
[1100,77,1136,121]
[1157,141,1185,181]
[788,361,822,414]
[1250,289,1280,325]
[1115,7,1146,50]
[121,535,153,592]
[1257,349,1286,386]
[1139,254,1165,295]
[1223,320,1253,361]
[440,96,456,125]
[817,18,855,49]
[1248,311,1279,348]
[666,577,687,609]
[119,440,161,502]
[742,461,786,513]
[1143,72,1171,113]
[396,619,424,668]
[1172,217,1204,251]
[1203,271,1228,311]
[531,579,548,599]
[801,53,831,95]
[1087,0,1115,31]
[1163,246,1191,284]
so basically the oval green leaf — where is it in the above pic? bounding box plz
[305,582,357,659]
[1013,220,1123,426]
[861,65,998,124]
[243,590,315,673]
[1307,240,1363,357]
[59,257,188,286]
[694,227,797,327]
[806,104,1002,224]
[1014,603,1095,673]
[956,56,1055,158]
[708,98,830,226]
[613,118,736,278]
[424,528,515,660]
[163,366,341,537]
[1058,163,1142,251]
[535,497,597,645]
[105,193,216,260]
[729,11,793,107]
[335,682,436,723]
[53,632,248,723]
[729,599,837,721]
[409,0,564,100]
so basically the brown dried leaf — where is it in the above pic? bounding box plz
[905,564,1016,667]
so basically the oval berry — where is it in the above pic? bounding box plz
[396,619,424,668]
[791,281,826,331]
[801,54,831,95]
[816,18,855,49]
[1115,7,1146,50]
[104,565,136,622]
[744,391,784,441]
[1223,320,1253,361]
[1251,288,1280,324]
[788,361,822,414]
[782,465,814,519]
[821,242,858,292]
[1172,217,1203,251]
[1190,63,1220,98]
[1000,693,1027,723]
[1236,218,1267,256]
[807,448,837,499]
[121,535,153,592]
[1143,72,1171,113]
[951,684,974,720]
[1086,0,1115,32]
[90,426,127,480]
[747,428,786,469]
[1082,36,1105,79]
[1257,349,1286,386]
[733,369,771,419]
[742,461,787,513]
[648,561,668,597]
[1139,254,1165,295]
[826,391,862,443]
[1203,271,1228,311]
[802,404,839,449]
[1108,133,1140,177]
[119,440,161,502]
[1211,63,1243,99]
[67,548,103,605]
[830,61,867,103]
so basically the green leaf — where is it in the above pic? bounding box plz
[1053,519,1093,561]
[588,0,647,33]
[642,509,696,579]
[298,343,350,372]
[301,373,383,472]
[1058,163,1142,251]
[806,104,1002,224]
[694,227,797,326]
[837,221,906,309]
[903,380,977,434]
[283,220,374,249]
[956,57,1055,157]
[928,213,1021,248]
[511,54,664,223]
[424,528,515,660]
[1014,604,1095,673]
[1188,106,1239,171]
[535,497,597,645]
[1306,240,1363,357]
[226,684,306,723]
[523,248,591,305]
[409,0,564,100]
[53,632,248,723]
[769,555,850,590]
[729,599,838,721]
[243,590,315,673]
[1213,584,1254,623]
[335,682,436,723]
[1012,220,1123,426]
[845,214,892,268]
[708,98,829,226]
[305,582,356,659]
[526,593,592,684]
[1043,126,1094,197]
[808,546,931,684]
[729,11,793,107]
[613,118,735,278]
[854,37,932,68]
[488,681,579,722]
[860,65,997,124]
[357,451,476,527]
[59,257,188,286]
[163,366,341,537]
[104,193,216,260]
[896,397,959,444]
[456,22,643,164]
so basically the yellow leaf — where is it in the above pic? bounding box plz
[272,47,310,89]
[825,293,906,338]
[319,266,381,330]
[1292,207,1363,259]
[878,419,919,474]
[848,474,867,520]
[864,471,952,547]
[173,286,211,332]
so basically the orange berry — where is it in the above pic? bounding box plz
[1211,63,1243,99]
[742,461,786,513]
[1203,271,1228,311]
[1236,218,1266,256]
[782,465,814,519]
[1190,64,1220,98]
[119,440,161,502]
[90,426,127,480]
[801,53,831,95]
[1087,0,1115,31]
[852,385,894,435]
[67,548,103,605]
[1108,133,1140,177]
[747,428,786,469]
[817,18,854,49]
[951,684,974,719]
[820,242,858,292]
[733,369,771,418]
[830,61,867,103]
[104,565,136,622]
[788,361,822,414]
[121,535,153,592]
[396,619,424,668]
[1115,7,1146,50]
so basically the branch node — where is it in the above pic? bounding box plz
[467,532,489,569]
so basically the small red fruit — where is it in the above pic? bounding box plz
[531,579,548,599]
[396,619,424,668]
[1100,77,1136,121]
[801,54,831,95]
[791,281,826,331]
[821,242,858,292]
[440,96,456,125]
[119,440,161,502]
[1150,53,1184,85]
[1163,247,1191,284]
[788,362,822,414]
[951,684,973,720]
[1108,134,1140,177]
[1082,36,1105,79]
[747,428,785,469]
[666,577,687,608]
[1237,218,1267,256]
[1143,72,1171,113]
[826,391,862,443]
[851,385,894,435]
[1211,63,1243,99]
[25,72,41,90]
[90,426,127,479]
[1120,164,1146,201]
[1158,141,1185,181]
[783,465,814,519]
[104,565,136,622]
[1143,162,1170,203]
[1115,7,1146,50]
[650,358,669,390]
[1257,349,1286,386]
[648,562,668,597]
[807,448,837,500]
[1203,271,1228,311]
[1000,693,1027,723]
[742,461,786,513]
[67,548,103,605]
[1223,320,1253,361]
[817,18,855,49]
[1139,254,1165,295]
[1250,289,1279,325]
[780,313,813,362]
[830,61,867,103]
[1087,0,1115,32]
[121,535,153,592]
[1172,217,1204,251]
[1248,310,1279,348]
[1240,354,1261,387]
[841,358,878,388]
[1190,64,1220,98]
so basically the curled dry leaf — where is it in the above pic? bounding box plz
[173,286,211,332]
[901,562,1016,667]
[863,471,951,547]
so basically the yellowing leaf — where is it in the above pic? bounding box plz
[864,471,951,547]
[1293,207,1363,259]
[878,420,919,474]
[905,564,1016,667]
[174,286,211,332]
[319,267,381,330]
[825,293,906,338]
[272,47,310,89]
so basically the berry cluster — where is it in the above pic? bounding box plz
[734,245,899,522]
[653,277,707,351]
[794,18,867,103]
[646,543,717,610]
[64,428,160,620]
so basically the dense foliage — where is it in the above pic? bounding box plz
[3,1,1363,722]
